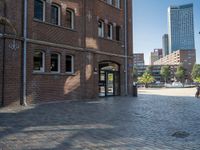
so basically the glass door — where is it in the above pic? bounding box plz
[99,71,106,96]
[106,71,114,96]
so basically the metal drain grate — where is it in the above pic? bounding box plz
[172,131,190,138]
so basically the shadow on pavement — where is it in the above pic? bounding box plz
[1,94,200,149]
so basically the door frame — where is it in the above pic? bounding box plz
[98,61,120,97]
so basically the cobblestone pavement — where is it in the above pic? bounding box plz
[1,88,200,150]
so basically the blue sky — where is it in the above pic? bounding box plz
[133,0,200,65]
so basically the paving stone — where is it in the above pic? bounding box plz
[0,88,200,150]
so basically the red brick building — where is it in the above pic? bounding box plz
[0,0,133,106]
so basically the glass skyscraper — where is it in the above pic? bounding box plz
[168,3,195,53]
[162,34,169,56]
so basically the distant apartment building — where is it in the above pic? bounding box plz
[133,53,145,66]
[136,65,178,82]
[168,3,195,52]
[154,49,196,79]
[162,34,169,56]
[150,49,163,65]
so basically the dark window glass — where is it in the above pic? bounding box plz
[34,51,44,71]
[34,0,44,21]
[116,26,121,41]
[66,10,73,29]
[51,54,59,72]
[66,55,73,73]
[108,24,113,39]
[51,5,59,25]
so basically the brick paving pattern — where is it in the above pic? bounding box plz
[0,88,200,150]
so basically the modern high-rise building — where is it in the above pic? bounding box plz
[162,34,169,56]
[168,3,195,52]
[150,49,163,65]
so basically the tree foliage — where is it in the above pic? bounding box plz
[133,66,138,82]
[175,65,186,83]
[191,64,200,80]
[160,65,170,83]
[138,72,155,88]
[194,76,200,83]
[146,65,153,75]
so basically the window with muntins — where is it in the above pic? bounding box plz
[34,0,45,21]
[51,53,60,72]
[98,20,104,37]
[34,51,45,72]
[51,4,60,25]
[66,9,74,29]
[66,55,74,73]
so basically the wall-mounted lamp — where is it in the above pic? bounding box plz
[94,67,98,74]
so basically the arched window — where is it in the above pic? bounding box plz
[34,0,45,21]
[33,50,45,72]
[50,53,60,73]
[66,9,75,29]
[98,20,104,37]
[51,4,61,25]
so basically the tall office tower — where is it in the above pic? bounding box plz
[168,3,195,52]
[162,34,169,56]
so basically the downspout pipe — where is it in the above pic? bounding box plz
[2,26,5,107]
[1,0,6,106]
[124,0,128,95]
[22,0,28,106]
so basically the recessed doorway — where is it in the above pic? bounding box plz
[99,62,120,97]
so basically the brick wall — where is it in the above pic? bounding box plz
[1,0,133,105]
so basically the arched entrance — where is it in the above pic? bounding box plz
[99,62,120,97]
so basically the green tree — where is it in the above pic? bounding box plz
[138,72,155,88]
[160,65,170,83]
[194,76,200,83]
[191,64,200,80]
[133,66,138,82]
[175,65,186,84]
[146,65,153,75]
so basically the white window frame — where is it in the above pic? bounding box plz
[107,23,113,40]
[51,4,61,25]
[34,0,45,21]
[33,51,45,72]
[42,0,45,21]
[98,20,104,37]
[66,55,74,74]
[50,53,60,73]
[66,9,75,29]
[115,0,120,8]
